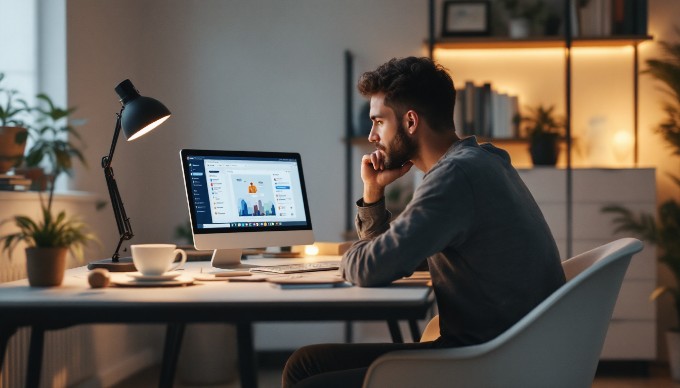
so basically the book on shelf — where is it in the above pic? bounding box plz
[611,0,646,35]
[455,81,520,140]
[0,173,26,179]
[0,177,31,186]
[0,183,29,192]
[579,0,605,37]
[0,174,31,191]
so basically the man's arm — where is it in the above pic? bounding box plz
[342,162,474,287]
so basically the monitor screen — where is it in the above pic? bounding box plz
[180,149,314,267]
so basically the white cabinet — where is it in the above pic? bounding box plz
[518,168,657,360]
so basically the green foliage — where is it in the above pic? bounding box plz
[0,206,96,262]
[0,72,30,128]
[174,221,193,245]
[498,0,546,20]
[644,36,680,155]
[24,94,86,177]
[520,104,564,140]
[603,32,680,327]
[0,80,92,262]
[601,205,658,243]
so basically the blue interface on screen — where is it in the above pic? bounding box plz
[186,155,310,230]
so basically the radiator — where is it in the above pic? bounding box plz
[1,261,96,388]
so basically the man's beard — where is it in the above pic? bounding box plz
[378,121,418,170]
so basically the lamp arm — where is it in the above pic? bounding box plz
[102,108,134,262]
[103,106,125,169]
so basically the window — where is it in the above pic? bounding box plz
[0,0,38,111]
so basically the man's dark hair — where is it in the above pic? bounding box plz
[357,57,456,132]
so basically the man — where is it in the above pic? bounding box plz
[282,57,565,388]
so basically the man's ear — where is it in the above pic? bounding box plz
[405,110,418,134]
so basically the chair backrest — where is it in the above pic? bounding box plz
[365,238,643,388]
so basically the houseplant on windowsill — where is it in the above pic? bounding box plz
[0,95,94,287]
[19,93,86,190]
[602,33,680,380]
[521,104,564,166]
[0,73,30,174]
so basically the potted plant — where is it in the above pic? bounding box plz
[520,104,564,166]
[0,95,93,287]
[0,73,30,174]
[19,93,86,190]
[602,34,680,379]
[498,0,546,38]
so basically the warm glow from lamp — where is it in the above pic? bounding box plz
[127,115,171,141]
[612,129,634,165]
[434,47,563,59]
[305,245,319,256]
[572,46,634,56]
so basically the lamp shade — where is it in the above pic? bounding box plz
[115,79,171,141]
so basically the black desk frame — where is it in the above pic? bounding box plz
[0,295,433,388]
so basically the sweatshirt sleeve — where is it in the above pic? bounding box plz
[354,197,392,239]
[341,163,475,286]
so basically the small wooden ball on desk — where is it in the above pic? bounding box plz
[88,268,111,288]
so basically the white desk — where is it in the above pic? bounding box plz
[0,258,433,388]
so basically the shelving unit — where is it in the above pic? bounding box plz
[432,35,653,49]
[427,0,651,257]
[424,0,656,361]
[340,0,656,360]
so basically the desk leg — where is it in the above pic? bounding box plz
[387,320,403,343]
[26,326,45,388]
[159,323,185,388]
[0,325,17,375]
[408,320,421,342]
[344,321,353,343]
[236,322,258,388]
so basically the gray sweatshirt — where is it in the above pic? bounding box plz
[341,136,566,347]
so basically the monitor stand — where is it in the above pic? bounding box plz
[210,249,257,269]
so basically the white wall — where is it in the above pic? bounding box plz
[64,0,680,361]
[67,0,428,248]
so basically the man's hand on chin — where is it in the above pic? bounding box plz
[361,150,413,204]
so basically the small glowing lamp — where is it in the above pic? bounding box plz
[612,130,634,165]
[304,245,320,256]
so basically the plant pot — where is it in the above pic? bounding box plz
[529,135,560,166]
[0,126,28,174]
[668,330,680,381]
[25,247,68,287]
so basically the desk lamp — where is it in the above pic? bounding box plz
[87,79,171,271]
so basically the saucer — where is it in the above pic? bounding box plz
[127,271,181,281]
[112,275,193,287]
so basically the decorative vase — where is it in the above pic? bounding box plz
[668,330,680,381]
[0,126,28,174]
[508,18,530,39]
[529,135,559,166]
[25,247,68,287]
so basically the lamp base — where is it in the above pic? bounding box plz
[87,256,137,272]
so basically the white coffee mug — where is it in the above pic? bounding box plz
[131,244,187,276]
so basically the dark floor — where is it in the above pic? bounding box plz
[112,354,680,388]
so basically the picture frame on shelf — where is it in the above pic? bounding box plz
[442,1,490,37]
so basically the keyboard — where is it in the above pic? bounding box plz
[250,261,341,274]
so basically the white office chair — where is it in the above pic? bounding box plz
[363,238,643,388]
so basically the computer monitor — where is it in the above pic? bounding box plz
[180,149,314,268]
